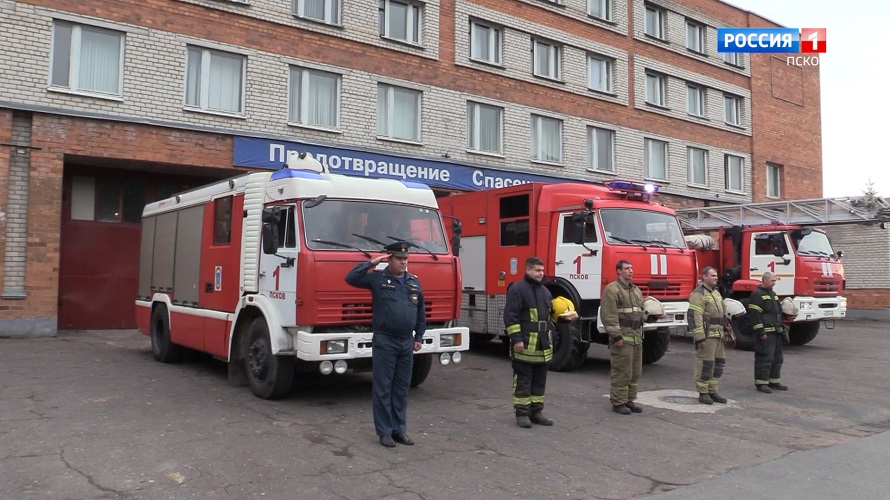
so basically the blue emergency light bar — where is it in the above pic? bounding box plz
[606,180,659,194]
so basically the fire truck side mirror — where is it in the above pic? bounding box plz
[261,207,281,255]
[836,250,843,258]
[451,219,462,257]
[770,234,786,257]
[571,212,586,245]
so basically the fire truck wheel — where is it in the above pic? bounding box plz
[788,321,820,346]
[730,299,756,351]
[642,328,670,364]
[150,305,182,363]
[548,321,587,372]
[410,353,433,388]
[245,317,295,400]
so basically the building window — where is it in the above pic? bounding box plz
[467,101,503,153]
[686,21,704,53]
[587,127,614,172]
[213,196,233,246]
[767,162,782,198]
[725,154,744,191]
[184,46,245,114]
[645,138,668,180]
[50,21,125,96]
[645,72,666,106]
[470,21,501,65]
[377,83,421,141]
[288,67,340,129]
[644,5,665,39]
[379,0,422,45]
[588,0,611,21]
[293,0,341,25]
[531,114,563,163]
[724,93,742,125]
[687,147,708,186]
[687,84,704,116]
[724,52,740,66]
[587,55,613,93]
[533,39,561,80]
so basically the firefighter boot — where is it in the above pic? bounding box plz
[698,393,714,405]
[768,383,789,391]
[530,411,553,426]
[516,416,532,428]
[625,401,643,413]
[756,385,773,394]
[612,405,632,415]
[709,392,728,404]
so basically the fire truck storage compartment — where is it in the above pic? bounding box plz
[138,205,204,305]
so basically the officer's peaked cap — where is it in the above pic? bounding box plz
[385,241,410,257]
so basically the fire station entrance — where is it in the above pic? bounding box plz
[58,161,229,330]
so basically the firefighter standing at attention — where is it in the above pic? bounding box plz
[688,266,729,405]
[748,272,790,393]
[600,259,646,415]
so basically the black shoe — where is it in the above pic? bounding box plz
[530,412,554,426]
[612,405,632,415]
[379,435,396,448]
[625,402,643,413]
[392,433,414,445]
[709,392,728,404]
[768,383,789,391]
[516,415,532,428]
[698,393,713,405]
[756,385,773,394]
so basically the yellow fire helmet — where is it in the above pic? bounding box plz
[723,298,747,320]
[551,296,576,321]
[642,297,665,322]
[781,297,800,317]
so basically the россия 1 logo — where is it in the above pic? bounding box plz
[717,28,827,53]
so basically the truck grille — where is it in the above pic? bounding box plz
[638,281,685,298]
[315,290,450,324]
[813,280,841,294]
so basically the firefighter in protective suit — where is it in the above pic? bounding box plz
[749,272,795,393]
[688,266,729,405]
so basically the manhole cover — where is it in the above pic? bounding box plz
[605,389,740,414]
[661,395,701,405]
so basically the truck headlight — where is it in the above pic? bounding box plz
[321,339,347,354]
[440,333,462,348]
[839,298,847,309]
[799,302,813,311]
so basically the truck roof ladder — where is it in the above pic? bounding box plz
[676,196,890,231]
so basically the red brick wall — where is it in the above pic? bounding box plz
[844,290,890,310]
[0,109,10,297]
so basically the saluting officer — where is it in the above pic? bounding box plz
[688,266,729,405]
[345,241,425,448]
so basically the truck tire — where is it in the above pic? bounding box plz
[642,328,670,364]
[410,353,433,388]
[789,321,820,345]
[245,317,295,400]
[150,305,182,363]
[548,321,588,372]
[730,299,756,351]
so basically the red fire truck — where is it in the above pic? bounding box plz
[677,196,890,349]
[135,152,468,399]
[438,180,697,371]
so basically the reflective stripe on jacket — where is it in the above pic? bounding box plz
[600,280,644,345]
[688,284,724,341]
[748,285,781,333]
[504,276,554,363]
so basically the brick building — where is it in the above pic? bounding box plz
[0,0,821,336]
[823,223,890,320]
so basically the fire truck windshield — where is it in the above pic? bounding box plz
[302,200,448,254]
[792,230,835,257]
[599,208,686,249]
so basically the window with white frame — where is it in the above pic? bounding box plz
[587,55,613,92]
[724,52,740,66]
[686,21,704,53]
[645,72,666,106]
[377,83,421,141]
[531,114,562,163]
[687,147,708,185]
[587,127,614,172]
[724,93,741,125]
[470,21,502,65]
[184,46,245,114]
[687,84,704,116]
[588,0,611,21]
[725,154,744,191]
[379,0,421,44]
[288,67,340,129]
[533,39,561,80]
[293,0,340,25]
[467,101,503,153]
[645,5,665,39]
[50,21,125,96]
[766,162,781,198]
[645,138,668,180]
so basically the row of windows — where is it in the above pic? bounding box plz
[644,71,743,126]
[643,3,741,66]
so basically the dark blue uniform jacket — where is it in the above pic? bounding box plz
[345,261,426,342]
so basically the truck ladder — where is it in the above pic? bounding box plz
[676,196,890,231]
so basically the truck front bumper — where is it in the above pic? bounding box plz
[290,326,470,362]
[793,296,847,322]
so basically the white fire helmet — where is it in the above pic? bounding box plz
[642,297,665,322]
[551,296,576,321]
[781,297,800,317]
[723,298,746,320]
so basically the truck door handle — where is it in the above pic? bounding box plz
[749,267,758,271]
[556,260,564,266]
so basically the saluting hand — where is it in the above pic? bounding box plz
[369,254,389,267]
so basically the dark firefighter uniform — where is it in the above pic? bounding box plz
[600,280,644,408]
[688,284,726,396]
[748,285,785,389]
[504,275,553,420]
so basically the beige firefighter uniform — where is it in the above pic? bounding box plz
[601,280,645,407]
[688,284,727,395]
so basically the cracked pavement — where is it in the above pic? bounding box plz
[2,320,890,499]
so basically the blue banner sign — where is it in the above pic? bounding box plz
[233,136,580,191]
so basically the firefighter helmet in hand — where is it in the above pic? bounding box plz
[723,298,747,320]
[550,296,576,321]
[781,297,799,317]
[642,297,665,323]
